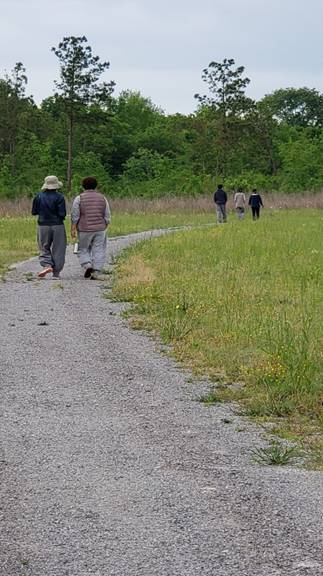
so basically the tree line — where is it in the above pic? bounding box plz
[1,36,323,198]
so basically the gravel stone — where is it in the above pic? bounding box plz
[0,230,322,576]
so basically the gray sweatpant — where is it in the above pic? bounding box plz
[78,230,107,271]
[37,225,67,274]
[216,204,227,223]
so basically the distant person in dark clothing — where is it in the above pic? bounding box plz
[248,189,263,220]
[31,175,67,278]
[213,184,228,223]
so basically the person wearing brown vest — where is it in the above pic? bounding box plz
[71,177,111,279]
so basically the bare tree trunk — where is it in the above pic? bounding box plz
[67,112,74,194]
[265,137,277,175]
[10,140,16,176]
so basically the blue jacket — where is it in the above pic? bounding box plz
[248,193,263,208]
[214,188,228,205]
[32,191,66,226]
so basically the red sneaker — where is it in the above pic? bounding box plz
[38,266,53,278]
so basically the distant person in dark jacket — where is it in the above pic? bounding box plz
[71,177,111,279]
[248,189,263,220]
[213,184,228,223]
[31,175,67,278]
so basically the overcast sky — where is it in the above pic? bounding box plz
[1,0,322,114]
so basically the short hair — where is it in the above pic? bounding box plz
[238,187,243,192]
[218,184,223,189]
[82,177,97,190]
[252,188,257,192]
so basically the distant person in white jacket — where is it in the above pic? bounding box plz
[234,187,246,220]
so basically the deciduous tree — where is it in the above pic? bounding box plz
[52,36,115,192]
[195,58,252,176]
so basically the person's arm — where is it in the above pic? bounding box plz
[71,195,81,239]
[57,195,66,220]
[104,198,111,225]
[31,195,39,215]
[213,191,217,204]
[259,195,264,207]
[224,192,228,203]
[248,196,252,206]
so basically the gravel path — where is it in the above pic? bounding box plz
[0,230,322,576]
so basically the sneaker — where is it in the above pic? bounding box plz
[90,270,100,280]
[38,266,53,278]
[51,275,61,280]
[84,267,93,279]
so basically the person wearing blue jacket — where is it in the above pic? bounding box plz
[248,189,264,220]
[31,175,67,278]
[213,184,228,223]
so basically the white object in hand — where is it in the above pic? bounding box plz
[73,242,79,254]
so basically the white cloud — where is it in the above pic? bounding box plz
[0,0,322,112]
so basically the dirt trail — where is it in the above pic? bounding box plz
[0,231,322,576]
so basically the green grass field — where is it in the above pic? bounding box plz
[111,210,323,466]
[0,212,213,273]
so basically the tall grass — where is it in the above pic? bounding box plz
[2,191,323,217]
[111,210,323,456]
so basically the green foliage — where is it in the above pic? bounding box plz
[121,148,171,182]
[224,172,274,192]
[2,51,323,197]
[278,131,323,191]
[71,151,111,193]
[260,87,323,127]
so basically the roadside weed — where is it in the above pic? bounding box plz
[199,391,225,405]
[251,442,300,466]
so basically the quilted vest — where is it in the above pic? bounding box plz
[78,190,107,232]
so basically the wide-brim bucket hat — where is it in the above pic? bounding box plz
[41,175,63,190]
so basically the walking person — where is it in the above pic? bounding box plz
[248,188,264,220]
[71,177,111,279]
[234,187,246,220]
[31,175,67,278]
[213,184,228,223]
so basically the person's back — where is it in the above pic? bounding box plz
[213,184,228,223]
[214,186,227,205]
[31,175,67,278]
[234,191,246,208]
[248,189,263,220]
[71,177,111,278]
[234,189,246,220]
[78,189,107,232]
[32,190,66,226]
[248,191,263,208]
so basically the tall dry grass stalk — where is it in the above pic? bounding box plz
[1,192,323,217]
